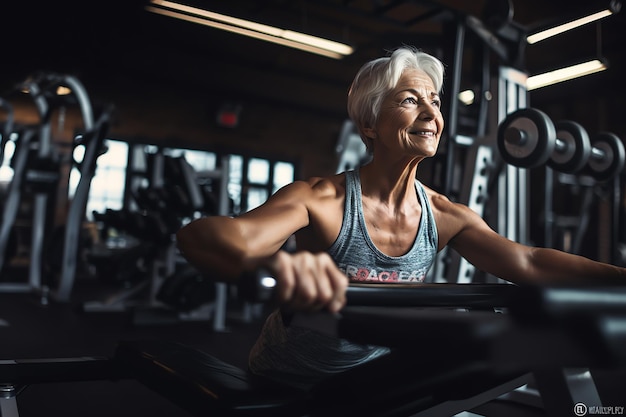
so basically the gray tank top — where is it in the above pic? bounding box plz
[248,169,438,390]
[328,169,438,283]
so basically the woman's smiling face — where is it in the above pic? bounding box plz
[369,68,444,158]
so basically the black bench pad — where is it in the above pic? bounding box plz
[114,339,310,417]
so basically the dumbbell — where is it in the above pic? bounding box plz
[581,132,626,182]
[497,108,625,181]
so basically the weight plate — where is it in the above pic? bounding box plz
[497,108,556,168]
[585,132,625,182]
[548,120,591,173]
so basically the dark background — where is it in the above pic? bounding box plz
[3,0,625,165]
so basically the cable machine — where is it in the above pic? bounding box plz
[0,73,111,303]
[424,1,529,284]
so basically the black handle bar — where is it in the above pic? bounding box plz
[345,282,519,308]
[238,273,519,309]
[240,272,626,318]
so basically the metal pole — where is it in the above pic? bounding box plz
[443,17,465,197]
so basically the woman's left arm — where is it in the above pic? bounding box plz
[445,202,626,286]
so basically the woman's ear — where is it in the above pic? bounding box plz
[362,127,377,139]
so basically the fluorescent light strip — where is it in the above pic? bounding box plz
[148,0,353,57]
[154,0,353,54]
[152,0,285,37]
[282,31,352,56]
[146,6,343,59]
[527,9,613,44]
[527,59,607,90]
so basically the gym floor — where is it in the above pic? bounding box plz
[1,267,624,417]
[0,266,266,417]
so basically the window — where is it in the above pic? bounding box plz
[182,149,217,172]
[81,141,296,221]
[77,139,129,220]
[248,158,270,184]
[244,157,295,212]
[273,161,294,192]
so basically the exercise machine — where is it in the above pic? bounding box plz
[2,282,625,417]
[114,283,626,416]
[335,119,370,174]
[0,73,112,304]
[498,107,625,261]
[82,150,233,330]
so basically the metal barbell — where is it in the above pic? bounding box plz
[497,107,625,181]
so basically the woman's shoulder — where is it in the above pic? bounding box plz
[303,172,347,199]
[421,184,454,210]
[421,183,480,225]
[265,173,346,211]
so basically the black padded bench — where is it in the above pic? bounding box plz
[114,283,531,417]
[114,284,626,417]
[115,339,311,417]
[3,284,625,417]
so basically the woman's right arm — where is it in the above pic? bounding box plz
[176,180,313,281]
[176,179,348,312]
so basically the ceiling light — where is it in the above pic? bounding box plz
[458,90,475,105]
[526,59,607,90]
[146,0,354,59]
[56,86,72,95]
[527,2,620,44]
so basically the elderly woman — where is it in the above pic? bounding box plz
[176,46,625,389]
